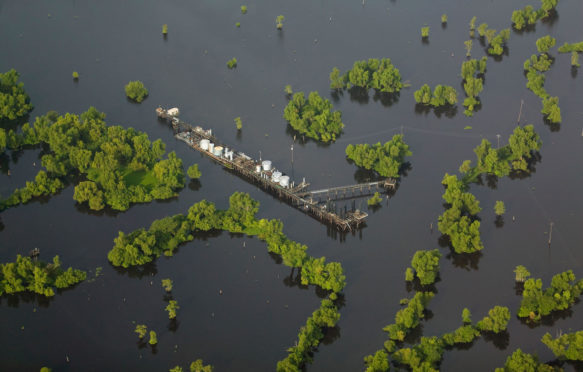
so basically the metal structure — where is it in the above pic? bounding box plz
[157,107,396,230]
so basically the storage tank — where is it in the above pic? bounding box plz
[272,171,282,182]
[262,160,272,171]
[213,146,223,157]
[279,176,290,188]
[208,143,215,153]
[167,107,180,116]
[255,165,262,173]
[200,139,210,150]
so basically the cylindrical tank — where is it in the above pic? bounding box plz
[167,107,180,116]
[255,165,262,173]
[200,139,210,150]
[208,143,215,152]
[262,160,272,171]
[213,146,223,157]
[279,176,290,188]
[272,171,282,182]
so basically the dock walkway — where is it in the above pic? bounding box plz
[157,107,395,230]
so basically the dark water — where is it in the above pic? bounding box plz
[1,0,583,370]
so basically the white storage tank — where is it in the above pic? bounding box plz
[208,143,215,153]
[272,171,282,182]
[255,165,262,173]
[213,146,223,157]
[262,160,272,171]
[279,176,290,188]
[200,139,210,150]
[167,107,180,116]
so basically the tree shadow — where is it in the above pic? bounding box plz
[543,117,560,132]
[439,242,483,271]
[372,91,400,108]
[421,37,430,45]
[540,11,559,27]
[494,216,505,228]
[0,114,30,131]
[320,325,341,345]
[571,66,579,79]
[167,318,179,333]
[511,24,537,36]
[111,261,158,279]
[0,291,55,308]
[188,179,201,191]
[518,306,576,329]
[482,330,510,350]
[348,87,370,105]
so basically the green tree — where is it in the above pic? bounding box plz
[441,14,447,24]
[421,27,429,38]
[367,192,382,206]
[135,324,148,339]
[170,367,183,372]
[541,331,583,361]
[187,164,201,179]
[572,51,580,67]
[410,249,442,285]
[462,308,472,323]
[162,24,168,34]
[494,201,505,216]
[329,67,345,90]
[166,300,180,319]
[162,278,173,292]
[276,15,284,29]
[345,135,411,178]
[0,69,33,121]
[284,85,293,95]
[149,330,158,345]
[495,349,555,372]
[72,71,79,80]
[190,359,214,372]
[284,91,344,142]
[226,58,237,69]
[234,116,242,130]
[541,96,561,123]
[476,306,510,333]
[240,5,247,14]
[536,35,556,54]
[465,40,473,57]
[514,265,530,282]
[363,349,390,372]
[405,267,414,282]
[125,81,149,103]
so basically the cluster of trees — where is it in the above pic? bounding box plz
[166,300,180,319]
[187,164,201,179]
[511,0,559,30]
[421,27,429,38]
[276,299,341,371]
[413,84,458,107]
[438,174,483,254]
[405,249,442,285]
[383,292,435,342]
[125,81,148,103]
[524,36,562,124]
[345,135,411,178]
[475,24,510,55]
[1,108,186,212]
[517,269,583,321]
[170,360,214,372]
[557,41,583,53]
[226,58,237,69]
[367,192,382,206]
[110,192,345,370]
[542,330,583,361]
[460,57,487,116]
[329,58,403,93]
[495,349,556,371]
[0,69,33,122]
[283,92,344,142]
[0,255,86,297]
[366,305,510,371]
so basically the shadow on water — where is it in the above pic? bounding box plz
[345,87,401,108]
[168,318,179,333]
[517,306,576,329]
[511,24,537,35]
[188,179,201,191]
[543,117,561,132]
[541,11,559,27]
[421,37,429,45]
[0,292,55,308]
[0,114,30,132]
[414,103,458,119]
[482,330,510,350]
[438,235,483,271]
[405,278,440,294]
[571,66,579,79]
[285,124,335,148]
[494,215,505,228]
[112,261,158,279]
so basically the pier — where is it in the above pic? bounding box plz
[157,107,396,230]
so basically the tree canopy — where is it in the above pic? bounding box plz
[330,58,403,93]
[541,330,583,362]
[408,249,442,285]
[125,81,149,103]
[0,108,185,212]
[0,69,33,123]
[345,135,411,178]
[283,91,344,142]
[414,84,458,107]
[0,255,86,297]
[495,349,556,372]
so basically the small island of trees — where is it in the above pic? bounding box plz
[460,57,487,116]
[405,249,442,285]
[345,135,411,178]
[1,107,185,212]
[413,84,458,107]
[0,69,33,122]
[329,58,403,93]
[511,0,559,30]
[0,255,86,297]
[283,91,344,142]
[125,81,149,103]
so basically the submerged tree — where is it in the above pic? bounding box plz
[494,201,506,216]
[135,324,148,339]
[125,81,149,103]
[276,15,284,29]
[283,91,344,142]
[187,164,201,179]
[0,69,33,121]
[421,27,430,38]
